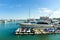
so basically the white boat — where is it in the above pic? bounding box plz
[20,19,55,28]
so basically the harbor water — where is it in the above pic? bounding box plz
[0,21,60,40]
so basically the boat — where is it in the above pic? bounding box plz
[20,19,54,28]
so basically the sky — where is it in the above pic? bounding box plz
[0,0,60,19]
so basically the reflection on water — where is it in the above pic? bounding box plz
[0,22,60,40]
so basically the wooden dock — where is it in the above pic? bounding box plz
[15,27,60,35]
[15,29,56,35]
[15,31,57,35]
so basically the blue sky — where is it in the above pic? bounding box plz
[0,0,60,19]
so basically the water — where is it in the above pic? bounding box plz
[0,21,60,40]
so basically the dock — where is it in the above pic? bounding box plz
[15,28,60,35]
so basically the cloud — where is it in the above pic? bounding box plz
[8,4,21,8]
[38,8,60,18]
[0,3,21,8]
[15,4,21,8]
[50,11,60,18]
[38,8,52,13]
[0,4,7,7]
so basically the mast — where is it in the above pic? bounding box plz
[26,8,30,22]
[29,8,30,19]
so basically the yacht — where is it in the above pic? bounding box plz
[20,19,54,28]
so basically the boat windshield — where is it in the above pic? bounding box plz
[31,22,36,24]
[37,22,48,24]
